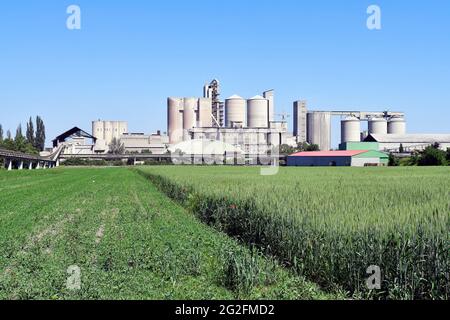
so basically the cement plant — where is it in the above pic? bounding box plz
[1,2,449,305]
[3,78,447,170]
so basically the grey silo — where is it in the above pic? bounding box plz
[307,112,331,151]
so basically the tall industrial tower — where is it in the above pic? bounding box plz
[203,79,224,127]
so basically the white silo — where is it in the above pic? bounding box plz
[247,95,269,128]
[183,98,197,141]
[198,98,212,128]
[92,121,103,140]
[168,97,183,144]
[388,117,406,134]
[368,117,388,135]
[104,121,113,146]
[341,116,361,143]
[225,95,246,128]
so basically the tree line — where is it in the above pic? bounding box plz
[0,116,46,154]
[389,143,450,166]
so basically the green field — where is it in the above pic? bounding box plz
[0,168,331,300]
[138,166,450,300]
[1,166,448,300]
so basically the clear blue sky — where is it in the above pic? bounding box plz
[1,0,449,148]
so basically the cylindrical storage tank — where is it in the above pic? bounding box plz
[92,121,103,140]
[183,98,196,141]
[341,116,361,143]
[111,121,119,141]
[225,95,246,128]
[247,95,269,128]
[104,121,113,146]
[198,98,212,128]
[368,117,388,135]
[167,97,183,144]
[388,117,406,134]
[307,112,331,151]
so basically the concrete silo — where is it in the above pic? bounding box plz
[341,116,361,143]
[225,95,246,128]
[183,98,197,141]
[263,90,275,123]
[388,117,406,134]
[307,112,331,151]
[198,98,213,128]
[368,117,388,135]
[92,120,128,149]
[247,95,269,128]
[167,97,183,144]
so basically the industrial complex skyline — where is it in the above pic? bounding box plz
[1,1,449,148]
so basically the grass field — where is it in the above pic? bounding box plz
[138,166,450,300]
[0,168,331,300]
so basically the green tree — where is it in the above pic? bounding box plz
[418,145,447,166]
[279,144,296,155]
[305,144,320,151]
[108,137,125,155]
[26,117,35,146]
[446,148,450,164]
[388,153,400,166]
[0,124,3,143]
[15,124,23,141]
[35,116,46,151]
[6,130,12,140]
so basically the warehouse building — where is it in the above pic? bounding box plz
[364,134,450,152]
[287,150,389,167]
[52,127,98,155]
[121,132,169,154]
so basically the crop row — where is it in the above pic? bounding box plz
[138,166,450,300]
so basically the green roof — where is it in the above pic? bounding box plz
[353,150,389,159]
[339,142,379,151]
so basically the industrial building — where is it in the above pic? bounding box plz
[47,79,448,164]
[52,122,170,156]
[167,79,450,160]
[167,80,291,159]
[339,141,380,151]
[292,102,407,151]
[121,132,169,154]
[292,102,450,153]
[92,120,128,153]
[364,134,450,152]
[287,150,389,167]
[52,127,98,155]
